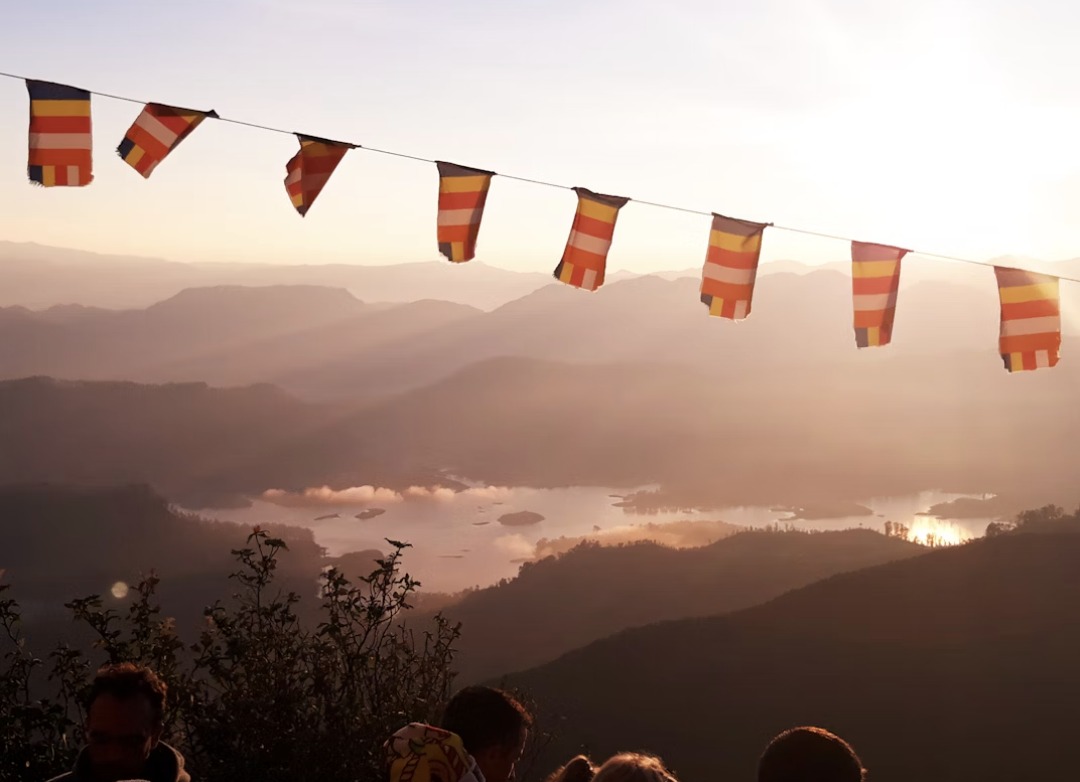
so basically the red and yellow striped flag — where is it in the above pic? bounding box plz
[118,103,217,178]
[851,241,907,348]
[553,188,630,291]
[700,214,769,320]
[26,80,92,187]
[994,267,1061,372]
[436,162,494,262]
[284,135,354,216]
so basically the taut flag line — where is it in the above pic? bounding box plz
[2,70,1076,372]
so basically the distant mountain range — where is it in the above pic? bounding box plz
[505,527,1080,782]
[2,251,1078,400]
[2,239,1077,311]
[1,242,1078,512]
[0,241,551,311]
[0,285,480,398]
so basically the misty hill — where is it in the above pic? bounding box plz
[0,374,479,508]
[470,268,1080,366]
[339,354,1080,510]
[0,241,551,310]
[2,348,1079,513]
[168,298,482,397]
[436,530,923,682]
[0,377,337,508]
[3,261,1078,399]
[506,530,1080,782]
[656,254,1080,283]
[0,286,481,394]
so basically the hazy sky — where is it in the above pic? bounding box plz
[3,0,1080,272]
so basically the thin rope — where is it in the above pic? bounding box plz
[3,69,1080,286]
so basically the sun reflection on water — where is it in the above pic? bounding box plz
[907,519,971,547]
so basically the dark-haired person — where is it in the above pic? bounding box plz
[441,686,532,782]
[758,726,865,782]
[47,662,189,782]
[386,686,532,782]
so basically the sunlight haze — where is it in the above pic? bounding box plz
[6,6,1080,780]
[3,0,1080,271]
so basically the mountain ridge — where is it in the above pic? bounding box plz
[433,528,923,682]
[504,530,1080,782]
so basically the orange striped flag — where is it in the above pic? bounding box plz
[553,188,630,291]
[118,103,217,178]
[700,214,769,320]
[26,80,92,187]
[851,241,907,348]
[436,162,494,262]
[284,134,354,216]
[994,267,1061,372]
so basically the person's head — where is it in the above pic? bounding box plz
[441,686,532,782]
[591,753,679,782]
[758,726,866,782]
[83,663,168,782]
[546,755,597,782]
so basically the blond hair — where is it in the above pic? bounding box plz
[592,753,679,782]
[545,755,596,782]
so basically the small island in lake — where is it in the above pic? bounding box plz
[498,510,545,527]
[917,495,1015,519]
[354,508,386,520]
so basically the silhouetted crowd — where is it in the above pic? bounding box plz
[48,663,867,782]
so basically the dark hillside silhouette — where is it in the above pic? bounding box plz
[0,484,331,651]
[433,530,923,682]
[0,377,332,507]
[505,529,1080,782]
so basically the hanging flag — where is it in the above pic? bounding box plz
[117,103,218,178]
[553,188,630,291]
[851,241,907,348]
[284,134,354,216]
[700,214,769,320]
[994,267,1061,372]
[26,80,92,187]
[436,162,494,263]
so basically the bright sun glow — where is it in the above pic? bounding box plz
[110,581,129,599]
[907,519,969,548]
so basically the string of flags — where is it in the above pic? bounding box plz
[5,74,1076,373]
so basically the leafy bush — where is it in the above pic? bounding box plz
[0,530,460,782]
